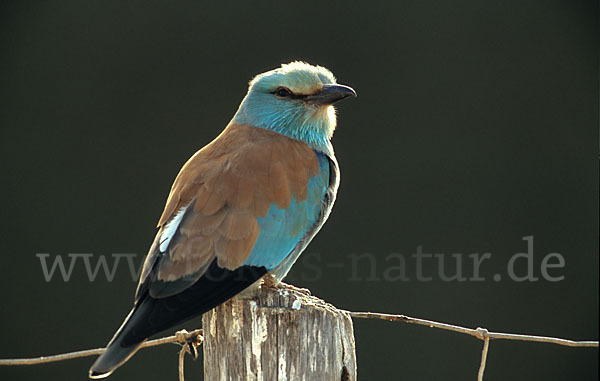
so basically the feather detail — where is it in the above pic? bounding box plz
[142,124,322,291]
[159,202,191,252]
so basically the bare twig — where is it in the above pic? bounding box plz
[175,329,203,381]
[178,345,187,381]
[477,329,490,381]
[0,329,203,366]
[344,310,598,380]
[344,311,598,347]
[0,309,596,381]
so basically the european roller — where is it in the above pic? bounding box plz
[89,61,356,378]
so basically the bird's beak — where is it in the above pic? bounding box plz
[305,84,357,105]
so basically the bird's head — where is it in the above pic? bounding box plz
[233,62,356,152]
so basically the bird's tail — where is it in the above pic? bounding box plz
[88,307,146,379]
[88,261,268,378]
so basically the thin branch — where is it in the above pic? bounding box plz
[178,346,187,381]
[477,330,490,381]
[344,311,598,347]
[345,310,597,381]
[0,309,596,381]
[0,329,203,366]
[176,330,202,381]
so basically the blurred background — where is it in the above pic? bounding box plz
[0,1,597,380]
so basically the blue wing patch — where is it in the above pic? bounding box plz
[243,152,330,270]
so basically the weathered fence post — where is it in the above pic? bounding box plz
[202,282,357,380]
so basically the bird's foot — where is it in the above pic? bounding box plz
[261,275,311,296]
[260,273,278,288]
[279,282,311,296]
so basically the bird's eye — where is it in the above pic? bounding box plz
[274,87,292,98]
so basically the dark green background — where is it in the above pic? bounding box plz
[1,1,597,380]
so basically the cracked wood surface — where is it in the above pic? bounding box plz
[202,283,356,380]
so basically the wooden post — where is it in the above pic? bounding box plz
[202,282,357,380]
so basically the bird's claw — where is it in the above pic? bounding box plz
[261,275,311,296]
[278,282,311,296]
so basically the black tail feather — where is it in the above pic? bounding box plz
[89,261,266,378]
[88,308,144,379]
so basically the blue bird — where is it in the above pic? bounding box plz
[89,62,356,378]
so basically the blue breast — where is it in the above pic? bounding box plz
[243,152,330,269]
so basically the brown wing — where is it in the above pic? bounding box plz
[135,123,319,300]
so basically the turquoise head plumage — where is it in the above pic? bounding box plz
[233,61,356,153]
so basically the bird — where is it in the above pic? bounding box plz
[88,61,356,378]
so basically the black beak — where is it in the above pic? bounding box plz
[304,84,357,105]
